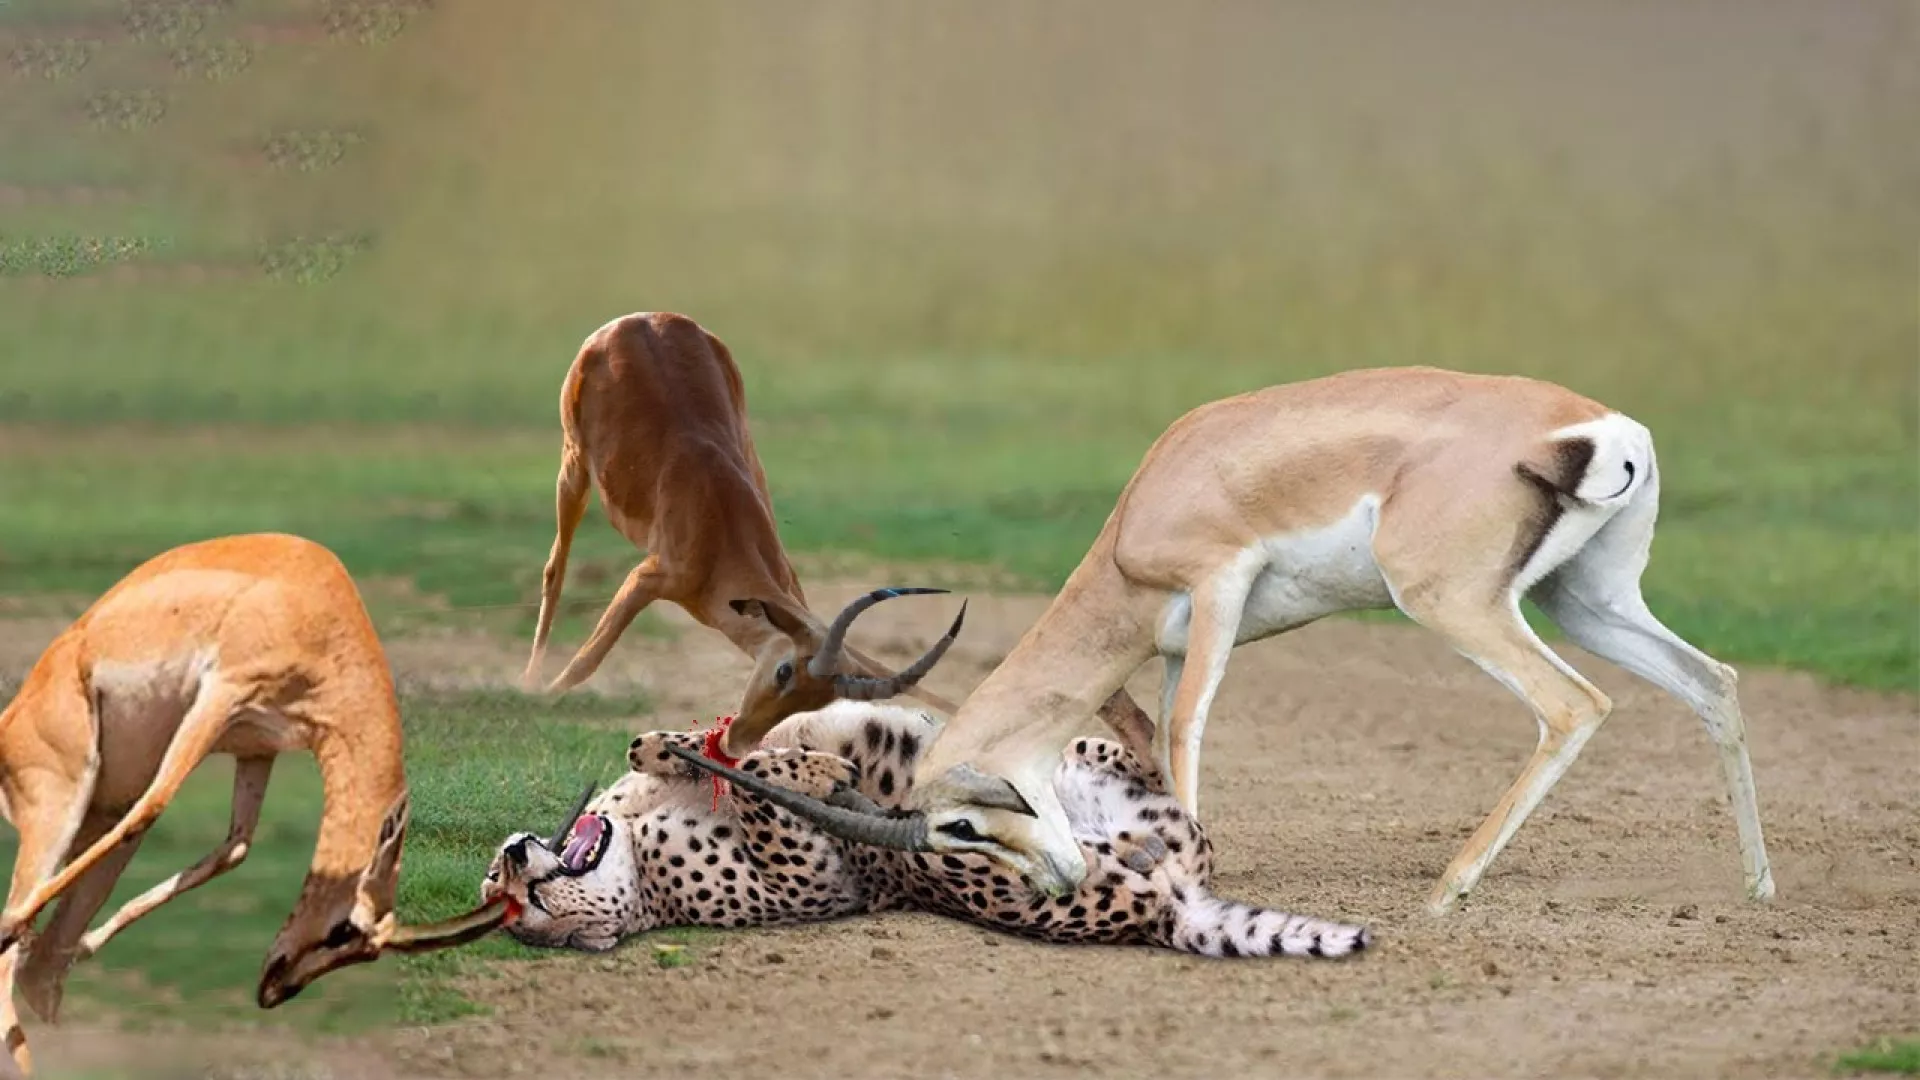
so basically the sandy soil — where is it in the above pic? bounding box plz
[4,583,1915,1079]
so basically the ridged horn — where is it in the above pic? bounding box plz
[807,587,950,681]
[383,896,512,954]
[834,600,967,702]
[547,783,596,851]
[664,744,931,851]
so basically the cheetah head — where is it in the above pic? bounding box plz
[482,775,647,952]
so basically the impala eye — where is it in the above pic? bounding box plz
[775,661,794,686]
[321,920,358,949]
[937,820,984,843]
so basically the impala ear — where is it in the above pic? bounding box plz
[730,596,818,640]
[940,764,1038,818]
[355,790,410,917]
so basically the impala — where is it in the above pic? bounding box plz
[730,367,1775,915]
[0,534,517,1076]
[521,311,968,756]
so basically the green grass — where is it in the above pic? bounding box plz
[0,0,1914,1062]
[0,3,1913,690]
[0,689,648,1037]
[1839,1039,1920,1076]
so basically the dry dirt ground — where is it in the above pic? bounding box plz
[6,582,1916,1079]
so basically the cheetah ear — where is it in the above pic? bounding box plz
[942,764,1037,818]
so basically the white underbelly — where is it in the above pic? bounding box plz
[1155,495,1394,656]
[88,653,305,810]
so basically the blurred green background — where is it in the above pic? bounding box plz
[0,0,1915,1062]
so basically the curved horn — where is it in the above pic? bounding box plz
[547,783,597,851]
[834,599,966,701]
[384,896,512,954]
[807,586,950,680]
[664,744,930,851]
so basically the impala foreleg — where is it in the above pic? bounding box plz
[76,756,274,962]
[545,559,668,694]
[1165,566,1254,817]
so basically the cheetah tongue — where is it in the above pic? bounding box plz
[559,815,604,873]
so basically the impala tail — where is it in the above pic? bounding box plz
[1162,890,1371,959]
[1516,413,1655,508]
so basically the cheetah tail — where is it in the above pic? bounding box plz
[1164,893,1372,959]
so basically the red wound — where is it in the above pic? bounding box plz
[696,715,739,811]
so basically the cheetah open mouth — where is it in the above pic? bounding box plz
[556,813,611,876]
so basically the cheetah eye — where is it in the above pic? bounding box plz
[936,820,985,843]
[775,661,794,686]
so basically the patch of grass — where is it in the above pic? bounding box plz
[1839,1039,1920,1076]
[0,1,1910,690]
[0,688,649,1036]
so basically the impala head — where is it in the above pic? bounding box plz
[724,587,966,753]
[663,744,1088,897]
[257,790,516,1009]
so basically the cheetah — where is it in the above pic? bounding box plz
[483,700,1371,959]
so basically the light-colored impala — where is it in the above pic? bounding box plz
[0,534,518,1077]
[732,367,1775,915]
[521,311,968,757]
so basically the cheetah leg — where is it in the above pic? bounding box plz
[731,748,859,802]
[1059,739,1171,876]
[725,749,867,905]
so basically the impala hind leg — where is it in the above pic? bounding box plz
[0,682,239,953]
[1535,491,1774,900]
[544,558,670,694]
[15,810,143,1025]
[523,446,592,690]
[1391,592,1613,914]
[1166,571,1254,817]
[75,756,275,963]
[0,691,100,1076]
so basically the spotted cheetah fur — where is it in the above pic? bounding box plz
[483,700,1370,959]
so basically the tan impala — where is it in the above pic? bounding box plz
[0,534,517,1077]
[717,367,1776,915]
[520,311,970,757]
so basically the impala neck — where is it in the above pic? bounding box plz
[922,551,1154,777]
[307,703,408,879]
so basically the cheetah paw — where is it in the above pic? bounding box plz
[627,730,707,777]
[1117,834,1169,876]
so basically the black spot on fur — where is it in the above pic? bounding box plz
[899,731,920,760]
